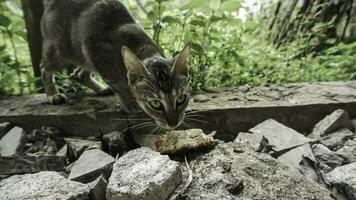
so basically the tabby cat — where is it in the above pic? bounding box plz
[41,0,191,129]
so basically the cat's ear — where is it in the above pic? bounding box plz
[122,46,150,78]
[171,43,191,77]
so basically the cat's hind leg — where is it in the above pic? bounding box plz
[72,68,112,96]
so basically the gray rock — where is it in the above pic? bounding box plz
[325,162,356,200]
[0,155,65,175]
[0,122,12,139]
[277,144,316,174]
[103,131,129,157]
[336,138,356,162]
[179,142,332,200]
[56,144,68,157]
[107,147,182,200]
[352,118,356,131]
[0,126,26,156]
[312,144,349,172]
[65,138,102,159]
[278,145,350,199]
[309,109,354,139]
[238,119,312,152]
[88,175,108,200]
[320,128,354,151]
[0,171,90,200]
[69,149,115,183]
[193,94,210,102]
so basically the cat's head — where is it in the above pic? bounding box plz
[122,44,191,130]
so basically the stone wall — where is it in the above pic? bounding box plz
[1,81,356,140]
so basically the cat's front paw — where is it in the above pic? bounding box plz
[121,102,142,114]
[48,94,67,105]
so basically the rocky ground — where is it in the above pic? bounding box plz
[0,107,355,200]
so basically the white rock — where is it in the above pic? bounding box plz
[107,147,182,200]
[0,126,26,156]
[325,162,356,200]
[0,171,90,200]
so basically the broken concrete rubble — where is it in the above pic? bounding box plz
[107,147,182,200]
[277,144,317,176]
[178,142,333,200]
[102,130,129,157]
[0,122,12,139]
[236,119,312,153]
[22,127,64,156]
[311,144,349,172]
[324,162,356,200]
[0,171,90,200]
[336,138,356,162]
[88,174,108,200]
[0,126,26,156]
[0,155,65,175]
[309,109,354,139]
[69,148,115,183]
[320,128,354,151]
[65,137,102,160]
[56,144,68,157]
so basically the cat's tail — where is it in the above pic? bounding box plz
[21,0,44,90]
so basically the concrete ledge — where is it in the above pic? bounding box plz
[1,81,356,140]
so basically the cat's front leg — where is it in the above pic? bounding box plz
[41,67,67,105]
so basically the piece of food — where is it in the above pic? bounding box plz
[156,129,217,155]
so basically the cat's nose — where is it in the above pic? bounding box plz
[166,118,179,128]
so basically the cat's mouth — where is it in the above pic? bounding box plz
[155,120,182,131]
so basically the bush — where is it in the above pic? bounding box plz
[0,0,355,95]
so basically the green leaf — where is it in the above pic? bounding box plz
[5,2,23,16]
[15,30,27,41]
[180,0,209,10]
[218,0,241,12]
[210,0,221,10]
[147,11,158,22]
[0,13,11,27]
[190,19,206,27]
[192,43,204,54]
[162,16,180,24]
[0,45,6,52]
[228,17,241,26]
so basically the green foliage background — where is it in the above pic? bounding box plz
[0,0,355,94]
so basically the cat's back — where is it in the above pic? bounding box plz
[41,0,136,66]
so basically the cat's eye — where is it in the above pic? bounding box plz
[176,94,187,106]
[149,100,163,110]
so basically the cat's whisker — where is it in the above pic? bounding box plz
[181,121,193,129]
[185,110,212,115]
[132,124,156,132]
[184,117,211,124]
[111,118,152,121]
[121,121,155,133]
[184,114,209,119]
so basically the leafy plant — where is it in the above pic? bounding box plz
[0,0,33,95]
[0,0,355,95]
